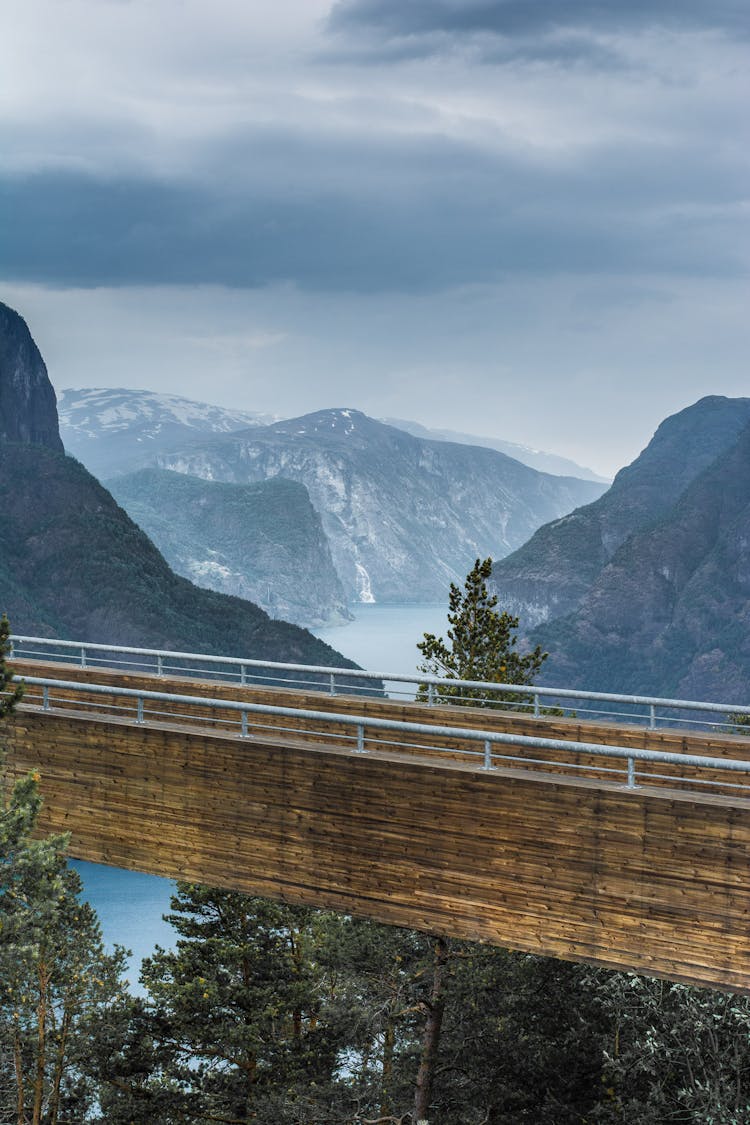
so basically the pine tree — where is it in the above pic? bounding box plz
[0,833,129,1124]
[417,557,547,709]
[1,616,130,1124]
[0,612,24,722]
[105,884,358,1123]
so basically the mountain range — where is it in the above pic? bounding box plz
[58,386,279,478]
[492,396,750,703]
[59,387,606,611]
[383,417,608,483]
[0,302,353,669]
[144,409,605,605]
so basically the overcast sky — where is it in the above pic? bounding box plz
[2,0,748,476]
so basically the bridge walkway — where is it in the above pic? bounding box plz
[5,656,750,993]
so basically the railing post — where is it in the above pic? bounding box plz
[355,724,366,753]
[8,638,13,659]
[240,711,248,738]
[42,685,49,711]
[482,739,495,771]
[240,664,246,686]
[649,704,656,730]
[330,673,336,696]
[136,696,144,724]
[627,757,637,788]
[427,683,435,707]
[157,654,164,677]
[533,692,540,718]
[81,646,86,669]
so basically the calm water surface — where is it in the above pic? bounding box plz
[76,602,450,986]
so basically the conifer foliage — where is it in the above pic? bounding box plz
[417,557,547,707]
[1,616,129,1124]
[0,613,23,721]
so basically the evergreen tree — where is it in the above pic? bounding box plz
[105,884,359,1123]
[0,831,129,1125]
[1,615,131,1124]
[0,612,24,725]
[409,560,600,1124]
[417,558,547,709]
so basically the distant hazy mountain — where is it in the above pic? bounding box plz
[108,469,351,627]
[491,396,750,630]
[529,414,750,702]
[0,305,352,668]
[152,408,607,605]
[384,417,608,483]
[58,387,279,478]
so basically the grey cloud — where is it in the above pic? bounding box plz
[326,0,749,68]
[328,0,749,40]
[2,121,746,294]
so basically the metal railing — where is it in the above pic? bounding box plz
[13,673,750,802]
[10,634,750,734]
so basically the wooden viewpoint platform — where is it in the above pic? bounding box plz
[5,659,750,993]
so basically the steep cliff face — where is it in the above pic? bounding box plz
[153,409,606,604]
[491,397,750,627]
[532,420,750,702]
[108,469,351,627]
[0,443,354,666]
[0,302,63,451]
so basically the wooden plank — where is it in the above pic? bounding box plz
[6,703,750,993]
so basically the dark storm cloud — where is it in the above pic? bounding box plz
[2,122,746,292]
[326,0,750,67]
[328,0,749,40]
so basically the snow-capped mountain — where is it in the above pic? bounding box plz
[152,407,607,605]
[58,387,280,478]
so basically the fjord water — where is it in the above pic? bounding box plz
[76,602,449,985]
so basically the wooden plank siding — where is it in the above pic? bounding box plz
[5,677,750,994]
[13,659,750,793]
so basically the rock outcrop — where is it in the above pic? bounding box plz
[530,417,750,703]
[0,302,64,452]
[108,469,351,627]
[491,396,750,627]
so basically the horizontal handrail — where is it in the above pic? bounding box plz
[9,634,750,731]
[12,674,750,798]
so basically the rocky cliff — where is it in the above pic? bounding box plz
[0,302,63,452]
[531,417,750,702]
[491,396,750,627]
[108,469,351,627]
